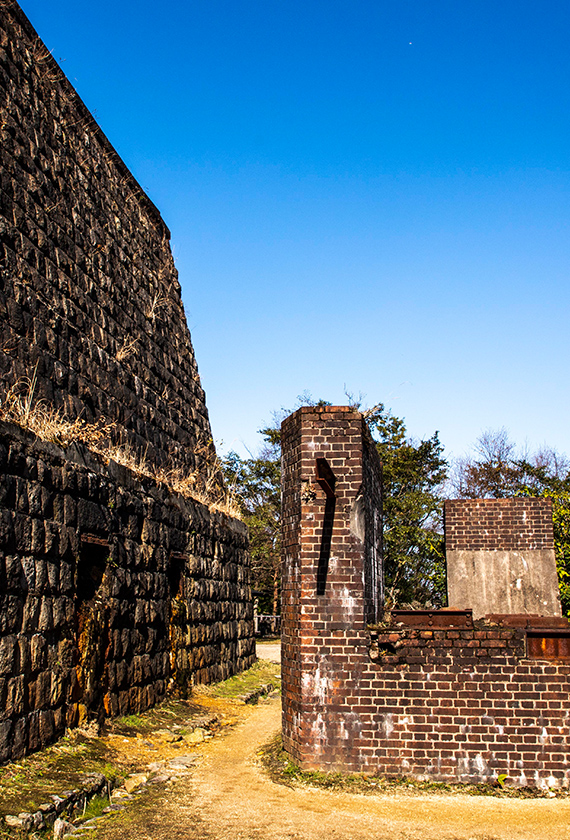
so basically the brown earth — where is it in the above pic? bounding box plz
[90,657,570,840]
[3,645,568,840]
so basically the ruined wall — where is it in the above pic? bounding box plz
[281,408,570,789]
[281,406,383,769]
[0,1,215,476]
[0,420,255,763]
[445,499,561,618]
[0,2,255,762]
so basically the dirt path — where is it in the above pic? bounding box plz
[99,695,570,840]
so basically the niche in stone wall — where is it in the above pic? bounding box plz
[76,535,110,717]
[168,552,187,598]
[77,535,108,603]
[168,552,191,690]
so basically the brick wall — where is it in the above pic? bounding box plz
[281,409,570,789]
[0,421,255,763]
[445,499,561,618]
[367,614,570,788]
[445,498,554,551]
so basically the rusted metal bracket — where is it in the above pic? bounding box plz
[315,458,336,498]
[80,534,109,547]
[391,609,473,628]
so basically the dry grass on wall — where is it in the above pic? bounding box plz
[0,367,241,518]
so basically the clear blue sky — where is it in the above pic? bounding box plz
[19,0,570,461]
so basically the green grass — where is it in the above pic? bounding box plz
[0,734,115,818]
[196,659,281,699]
[259,734,569,799]
[78,794,110,822]
[114,714,144,728]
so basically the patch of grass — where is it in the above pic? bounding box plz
[0,364,110,449]
[78,794,110,823]
[196,660,281,699]
[107,698,207,737]
[113,714,144,729]
[0,734,117,818]
[259,734,569,800]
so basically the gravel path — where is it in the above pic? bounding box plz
[101,696,569,840]
[256,641,281,663]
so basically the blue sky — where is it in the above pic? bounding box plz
[19,0,570,461]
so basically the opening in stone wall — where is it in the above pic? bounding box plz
[76,536,108,604]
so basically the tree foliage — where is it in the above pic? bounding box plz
[365,404,448,608]
[223,432,281,615]
[224,397,448,613]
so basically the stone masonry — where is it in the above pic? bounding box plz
[281,406,570,789]
[0,2,255,761]
[0,1,214,476]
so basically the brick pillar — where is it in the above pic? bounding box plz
[281,406,382,770]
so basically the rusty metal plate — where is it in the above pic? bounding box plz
[391,609,473,628]
[486,614,570,629]
[527,631,570,660]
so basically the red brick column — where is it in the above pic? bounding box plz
[281,406,382,770]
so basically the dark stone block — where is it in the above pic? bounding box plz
[13,512,32,551]
[77,499,107,534]
[0,719,13,762]
[0,635,17,675]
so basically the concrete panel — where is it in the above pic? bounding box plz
[447,549,562,619]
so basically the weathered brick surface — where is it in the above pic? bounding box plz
[281,406,383,769]
[366,620,570,788]
[282,408,570,789]
[445,498,554,551]
[0,3,215,475]
[0,421,255,763]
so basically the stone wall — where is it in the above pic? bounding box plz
[445,499,561,618]
[0,1,215,476]
[0,420,255,763]
[0,2,255,762]
[281,407,570,789]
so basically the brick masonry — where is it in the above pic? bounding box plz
[445,498,555,551]
[0,2,255,761]
[281,407,570,789]
[445,499,561,618]
[281,406,383,771]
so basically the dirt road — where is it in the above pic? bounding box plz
[175,698,570,840]
[97,692,570,840]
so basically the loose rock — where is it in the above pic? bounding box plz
[53,817,76,838]
[124,773,148,793]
